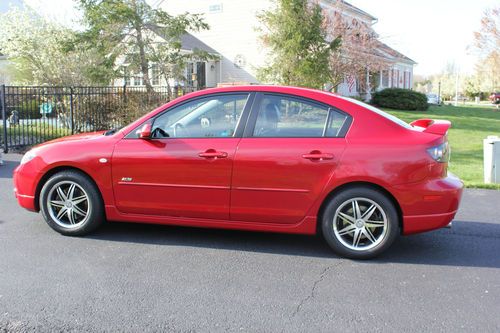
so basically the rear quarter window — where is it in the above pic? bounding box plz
[341,97,412,129]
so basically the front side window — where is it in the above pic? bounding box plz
[148,94,249,138]
[252,95,348,138]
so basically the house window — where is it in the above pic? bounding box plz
[133,74,143,86]
[382,70,389,87]
[123,67,130,86]
[208,3,223,13]
[186,62,195,87]
[151,64,160,86]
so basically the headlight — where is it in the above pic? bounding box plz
[20,150,37,165]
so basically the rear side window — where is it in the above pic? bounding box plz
[252,94,349,138]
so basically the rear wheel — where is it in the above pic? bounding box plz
[39,170,104,236]
[321,187,399,259]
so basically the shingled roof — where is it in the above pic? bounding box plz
[179,33,218,54]
[340,1,377,21]
[373,40,416,64]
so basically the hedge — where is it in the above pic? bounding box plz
[371,88,428,111]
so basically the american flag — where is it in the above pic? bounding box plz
[347,75,356,93]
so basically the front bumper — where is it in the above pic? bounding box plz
[392,172,463,235]
[13,164,39,212]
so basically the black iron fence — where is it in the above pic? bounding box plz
[0,85,197,152]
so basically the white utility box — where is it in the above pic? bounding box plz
[484,136,500,184]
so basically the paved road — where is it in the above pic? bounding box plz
[1,153,499,332]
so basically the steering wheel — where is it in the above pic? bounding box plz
[173,123,189,137]
[151,127,169,138]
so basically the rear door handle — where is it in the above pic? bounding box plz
[302,152,334,161]
[199,150,228,159]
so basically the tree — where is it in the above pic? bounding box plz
[471,6,500,92]
[149,46,217,97]
[473,7,500,58]
[322,2,392,91]
[0,7,109,85]
[430,62,460,101]
[463,75,481,99]
[75,0,209,92]
[474,52,500,93]
[257,0,340,89]
[413,75,432,94]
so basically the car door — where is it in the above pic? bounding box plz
[112,92,253,220]
[230,93,351,224]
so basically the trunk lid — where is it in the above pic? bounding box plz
[410,119,451,136]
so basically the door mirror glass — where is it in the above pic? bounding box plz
[138,123,152,139]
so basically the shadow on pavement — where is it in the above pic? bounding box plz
[88,219,500,268]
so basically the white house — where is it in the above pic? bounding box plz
[142,0,415,95]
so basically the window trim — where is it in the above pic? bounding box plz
[243,92,352,138]
[125,92,256,139]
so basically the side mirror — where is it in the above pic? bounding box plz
[138,123,152,139]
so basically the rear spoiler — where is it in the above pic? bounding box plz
[410,119,451,136]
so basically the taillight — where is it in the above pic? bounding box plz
[427,142,449,163]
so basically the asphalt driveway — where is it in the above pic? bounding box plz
[1,153,499,332]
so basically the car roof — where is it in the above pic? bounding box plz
[184,85,340,101]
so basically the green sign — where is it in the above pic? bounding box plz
[40,103,53,115]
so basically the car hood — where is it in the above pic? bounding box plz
[35,131,108,148]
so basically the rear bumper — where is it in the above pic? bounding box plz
[403,210,458,235]
[392,172,463,235]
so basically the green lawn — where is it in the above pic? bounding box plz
[384,104,500,189]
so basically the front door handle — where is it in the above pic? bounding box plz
[199,149,228,159]
[302,151,334,161]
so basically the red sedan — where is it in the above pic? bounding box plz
[13,86,463,259]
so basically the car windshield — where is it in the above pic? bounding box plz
[340,97,413,129]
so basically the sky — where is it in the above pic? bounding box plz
[350,0,498,76]
[5,0,499,76]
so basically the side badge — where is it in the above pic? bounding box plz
[99,158,108,163]
[121,177,133,182]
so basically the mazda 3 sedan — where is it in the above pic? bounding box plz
[13,86,463,258]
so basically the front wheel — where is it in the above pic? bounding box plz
[321,187,399,259]
[39,170,104,236]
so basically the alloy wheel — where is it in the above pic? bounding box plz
[333,197,388,251]
[46,181,91,229]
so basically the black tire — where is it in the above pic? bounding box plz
[321,187,399,259]
[39,170,104,236]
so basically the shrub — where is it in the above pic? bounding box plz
[5,98,43,120]
[371,88,428,111]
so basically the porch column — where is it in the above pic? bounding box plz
[365,67,371,102]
